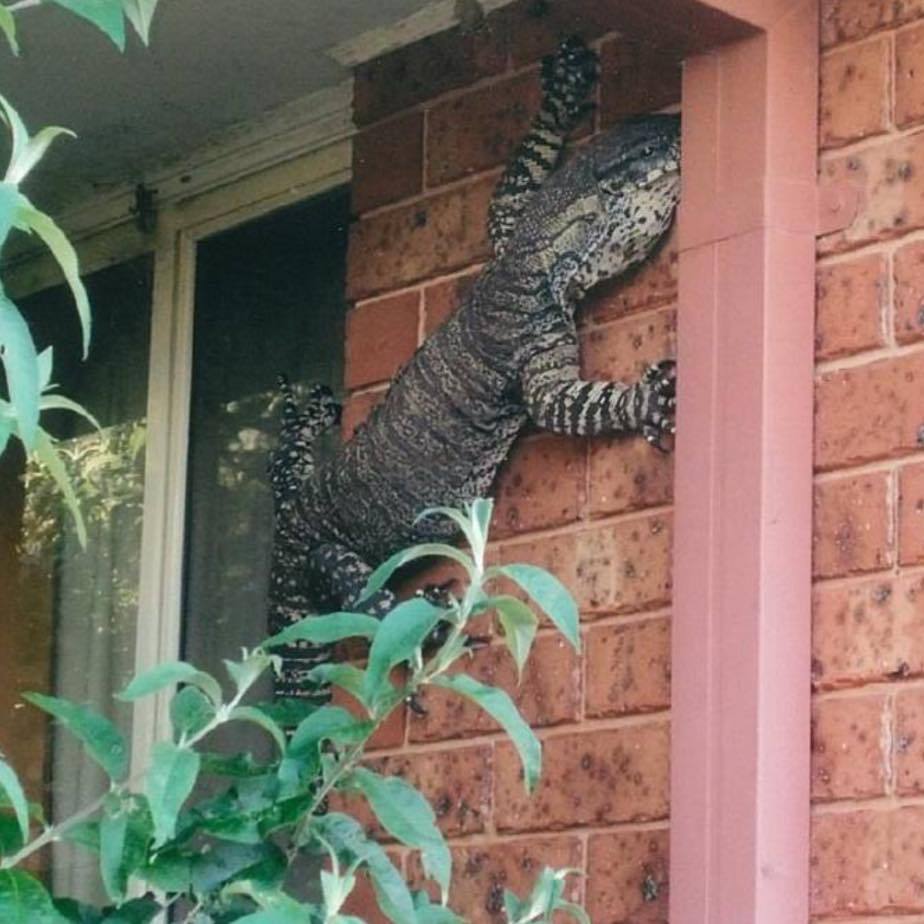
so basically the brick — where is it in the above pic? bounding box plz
[820,0,894,48]
[811,694,888,801]
[352,112,424,214]
[492,433,586,538]
[500,514,672,617]
[599,39,682,127]
[813,471,893,579]
[900,461,924,563]
[427,72,542,187]
[586,828,669,924]
[816,254,887,360]
[898,23,924,128]
[423,269,480,335]
[332,745,492,839]
[344,290,420,389]
[818,133,924,255]
[895,687,924,795]
[353,23,507,125]
[584,227,678,325]
[894,240,924,344]
[495,722,669,832]
[815,352,924,469]
[341,848,405,924]
[819,38,890,148]
[813,574,924,687]
[588,437,673,517]
[586,617,671,718]
[347,176,495,300]
[811,806,924,916]
[409,634,581,742]
[408,837,582,924]
[331,677,405,751]
[898,0,924,26]
[580,306,676,384]
[341,387,386,440]
[501,0,619,66]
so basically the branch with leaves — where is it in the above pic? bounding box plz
[0,501,590,923]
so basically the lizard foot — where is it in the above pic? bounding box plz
[639,359,676,452]
[541,35,599,130]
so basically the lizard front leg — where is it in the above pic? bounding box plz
[521,331,676,445]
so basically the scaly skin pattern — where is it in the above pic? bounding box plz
[268,38,681,693]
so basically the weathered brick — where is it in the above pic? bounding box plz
[898,0,924,26]
[811,806,924,916]
[353,24,507,126]
[501,0,618,65]
[409,633,580,742]
[811,694,888,801]
[423,268,479,335]
[333,745,492,839]
[500,514,672,617]
[894,687,924,795]
[815,352,924,469]
[584,227,678,325]
[894,240,924,344]
[580,306,677,383]
[816,254,887,360]
[813,574,924,688]
[427,72,542,187]
[900,460,924,563]
[818,133,924,255]
[495,723,669,832]
[341,387,386,441]
[586,828,669,924]
[820,0,894,48]
[897,22,924,128]
[813,471,893,579]
[819,38,891,148]
[599,38,682,127]
[352,112,424,215]
[492,434,586,538]
[347,176,495,300]
[587,436,674,517]
[408,837,582,924]
[344,290,420,389]
[586,617,671,718]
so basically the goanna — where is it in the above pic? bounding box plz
[268,37,681,694]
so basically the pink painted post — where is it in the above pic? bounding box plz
[670,2,818,922]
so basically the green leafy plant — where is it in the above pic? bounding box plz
[0,500,590,923]
[0,0,161,543]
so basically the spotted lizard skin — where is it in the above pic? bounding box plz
[268,38,681,697]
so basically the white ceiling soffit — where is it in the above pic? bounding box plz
[1,0,516,226]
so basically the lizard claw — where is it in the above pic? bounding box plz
[639,359,676,451]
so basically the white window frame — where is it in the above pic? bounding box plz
[4,81,353,778]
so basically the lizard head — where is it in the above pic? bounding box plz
[525,113,681,310]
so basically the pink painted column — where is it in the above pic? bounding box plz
[670,2,818,922]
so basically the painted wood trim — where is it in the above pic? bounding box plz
[670,1,818,922]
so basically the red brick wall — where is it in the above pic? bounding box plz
[813,1,924,918]
[340,3,680,921]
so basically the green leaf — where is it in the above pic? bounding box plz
[118,660,222,706]
[362,597,443,706]
[0,290,39,449]
[492,595,539,679]
[0,757,29,846]
[13,195,90,357]
[0,8,18,55]
[350,767,451,902]
[99,896,160,923]
[48,0,126,50]
[0,870,68,923]
[145,741,200,846]
[360,543,474,603]
[433,674,541,792]
[59,820,100,852]
[121,0,158,43]
[7,127,75,187]
[228,706,287,754]
[0,182,19,248]
[224,650,275,695]
[288,706,371,758]
[199,752,266,778]
[33,428,87,546]
[305,663,368,707]
[0,813,24,856]
[99,795,152,902]
[169,686,215,741]
[190,841,285,895]
[0,95,29,182]
[412,892,465,924]
[39,394,101,431]
[557,901,591,924]
[22,692,128,781]
[262,612,380,649]
[494,564,580,652]
[36,347,53,391]
[136,850,190,893]
[308,813,415,924]
[52,897,103,923]
[232,911,312,924]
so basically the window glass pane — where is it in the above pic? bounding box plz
[182,188,349,745]
[0,256,152,901]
